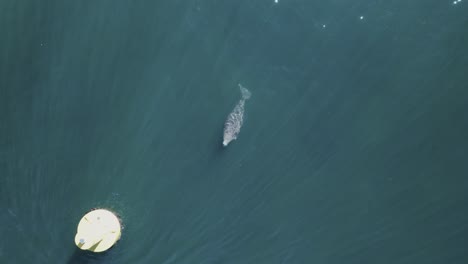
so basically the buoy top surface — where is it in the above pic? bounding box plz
[75,209,121,252]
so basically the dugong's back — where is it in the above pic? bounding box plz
[222,84,251,147]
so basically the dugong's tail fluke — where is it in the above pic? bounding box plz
[239,84,251,100]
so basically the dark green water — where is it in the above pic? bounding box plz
[1,0,468,263]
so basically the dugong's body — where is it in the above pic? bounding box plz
[223,84,251,147]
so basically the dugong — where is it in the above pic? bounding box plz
[223,84,251,147]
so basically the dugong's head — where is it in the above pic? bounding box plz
[222,136,233,147]
[223,133,236,147]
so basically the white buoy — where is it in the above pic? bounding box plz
[74,209,121,253]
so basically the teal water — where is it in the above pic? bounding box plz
[1,1,468,263]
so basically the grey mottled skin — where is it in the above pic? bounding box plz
[223,84,251,147]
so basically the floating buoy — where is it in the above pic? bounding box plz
[74,209,121,253]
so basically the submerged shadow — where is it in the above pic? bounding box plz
[67,248,111,264]
[213,124,228,153]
